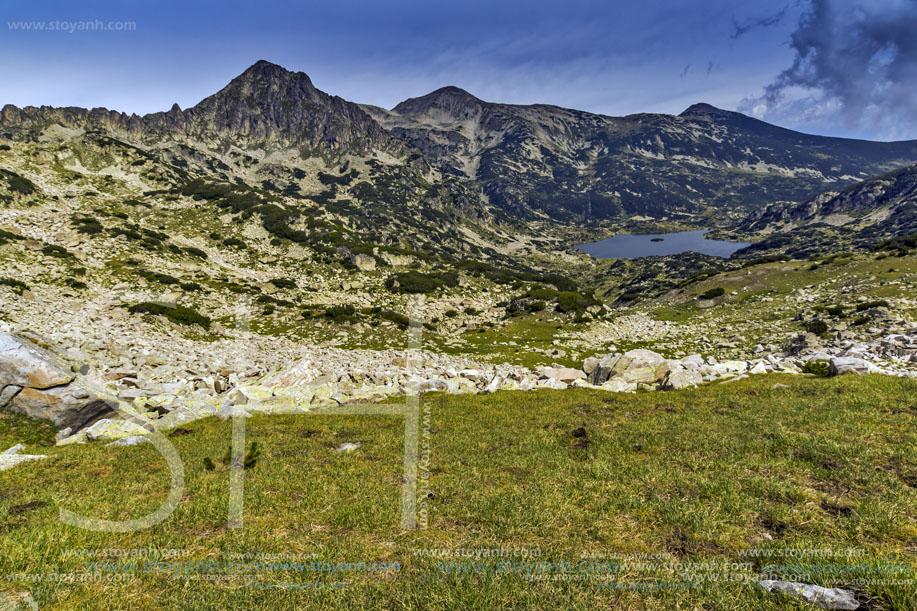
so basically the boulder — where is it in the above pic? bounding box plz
[540,367,586,384]
[662,369,703,390]
[828,357,873,376]
[749,361,768,375]
[758,580,859,610]
[1,333,115,430]
[600,379,637,392]
[589,349,668,385]
[82,418,153,443]
[620,365,664,385]
[588,354,622,384]
[352,253,376,271]
[0,333,78,388]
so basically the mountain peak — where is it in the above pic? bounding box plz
[231,59,314,89]
[678,102,733,118]
[393,86,484,116]
[171,60,390,151]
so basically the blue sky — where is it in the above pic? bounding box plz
[2,0,915,140]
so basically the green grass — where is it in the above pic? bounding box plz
[432,313,583,367]
[1,374,915,609]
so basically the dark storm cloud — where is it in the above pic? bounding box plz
[742,0,917,139]
[731,5,790,38]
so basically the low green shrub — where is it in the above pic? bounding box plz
[699,287,725,300]
[804,319,829,336]
[0,277,29,294]
[802,360,830,376]
[222,237,247,249]
[0,229,25,246]
[385,271,457,294]
[554,291,599,314]
[379,310,410,329]
[325,304,357,323]
[127,302,211,328]
[137,270,180,285]
[269,278,296,289]
[184,246,208,259]
[72,217,104,235]
[1,169,36,195]
[41,245,72,258]
[855,300,890,311]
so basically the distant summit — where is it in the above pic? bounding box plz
[393,86,485,117]
[679,103,739,119]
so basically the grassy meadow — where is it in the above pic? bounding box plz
[1,374,916,609]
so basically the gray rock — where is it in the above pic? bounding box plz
[540,367,585,384]
[828,357,873,376]
[758,580,859,610]
[589,349,668,385]
[662,369,703,390]
[352,253,376,271]
[106,435,150,447]
[0,332,73,390]
[1,333,116,430]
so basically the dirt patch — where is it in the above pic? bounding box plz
[820,499,854,518]
[9,500,47,515]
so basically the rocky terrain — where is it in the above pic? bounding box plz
[1,59,917,461]
[723,163,917,260]
[366,91,917,223]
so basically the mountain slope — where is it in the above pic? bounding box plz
[727,164,917,258]
[367,93,917,222]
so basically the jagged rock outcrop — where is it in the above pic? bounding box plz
[1,60,401,154]
[0,333,115,430]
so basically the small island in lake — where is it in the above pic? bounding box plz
[650,238,664,242]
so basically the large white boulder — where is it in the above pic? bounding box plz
[828,357,874,376]
[588,349,669,385]
[1,333,116,430]
[539,367,586,384]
